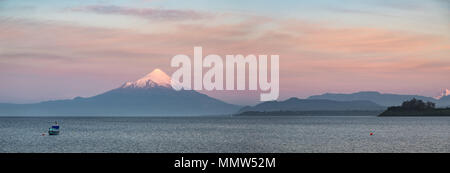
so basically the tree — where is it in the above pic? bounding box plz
[400,98,435,110]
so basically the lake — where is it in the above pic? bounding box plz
[0,116,449,153]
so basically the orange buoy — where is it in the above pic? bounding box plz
[370,132,373,136]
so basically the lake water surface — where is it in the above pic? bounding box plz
[0,116,448,153]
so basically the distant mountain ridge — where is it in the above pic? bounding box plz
[308,91,450,107]
[238,97,385,113]
[439,95,450,107]
[0,69,241,116]
[1,71,448,116]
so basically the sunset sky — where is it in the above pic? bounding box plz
[0,0,449,105]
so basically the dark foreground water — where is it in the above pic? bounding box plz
[0,116,449,153]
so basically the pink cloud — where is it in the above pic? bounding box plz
[71,5,210,21]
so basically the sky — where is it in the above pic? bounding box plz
[0,0,449,105]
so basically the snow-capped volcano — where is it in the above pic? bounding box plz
[121,69,172,89]
[0,68,241,116]
[435,89,450,99]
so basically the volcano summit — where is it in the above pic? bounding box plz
[0,69,241,116]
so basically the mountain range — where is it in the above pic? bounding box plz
[0,69,240,116]
[238,97,385,113]
[0,69,448,116]
[308,91,450,107]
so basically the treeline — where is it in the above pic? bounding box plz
[387,98,435,111]
[379,98,450,116]
[236,110,382,116]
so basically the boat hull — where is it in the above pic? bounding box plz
[48,127,60,135]
[48,131,59,135]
